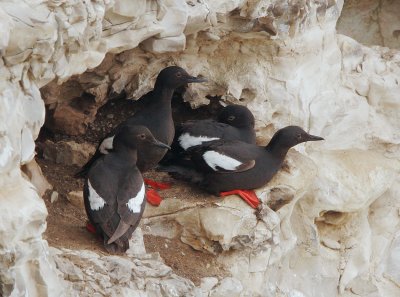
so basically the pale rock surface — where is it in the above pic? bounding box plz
[0,0,399,297]
[50,247,201,297]
[66,190,84,210]
[21,159,53,197]
[337,0,400,50]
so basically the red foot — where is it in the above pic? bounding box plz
[86,222,97,234]
[146,189,163,206]
[144,178,172,190]
[220,189,260,209]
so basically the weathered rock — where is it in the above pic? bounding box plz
[126,227,147,256]
[0,177,65,296]
[21,159,52,197]
[43,140,96,166]
[50,98,98,135]
[51,247,202,297]
[199,277,219,294]
[337,0,400,50]
[50,191,59,203]
[209,277,243,297]
[66,190,84,209]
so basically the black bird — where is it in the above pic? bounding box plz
[76,66,207,205]
[159,126,324,208]
[84,125,170,253]
[161,104,256,166]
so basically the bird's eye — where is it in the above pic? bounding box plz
[228,115,235,121]
[139,134,146,139]
[296,133,302,140]
[176,72,182,77]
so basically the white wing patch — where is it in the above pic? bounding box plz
[88,180,106,210]
[203,150,242,171]
[99,136,114,154]
[126,183,145,213]
[178,133,219,150]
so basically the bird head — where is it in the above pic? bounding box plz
[155,66,207,90]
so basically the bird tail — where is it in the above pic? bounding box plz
[107,220,131,245]
[157,164,204,184]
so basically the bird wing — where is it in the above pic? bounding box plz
[107,171,145,244]
[188,140,257,173]
[178,120,231,148]
[84,158,119,239]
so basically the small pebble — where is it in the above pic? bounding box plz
[50,191,59,203]
[107,114,114,119]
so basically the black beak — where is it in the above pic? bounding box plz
[153,140,171,150]
[185,75,208,83]
[305,134,324,141]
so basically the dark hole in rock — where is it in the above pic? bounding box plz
[267,187,294,211]
[280,160,291,173]
[35,82,228,285]
[317,210,350,226]
[241,88,256,101]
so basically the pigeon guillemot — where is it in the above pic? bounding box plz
[84,125,170,253]
[76,66,207,205]
[159,126,324,208]
[177,104,256,149]
[161,104,256,166]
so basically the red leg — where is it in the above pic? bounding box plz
[86,222,97,234]
[146,189,163,206]
[144,178,172,190]
[220,189,260,209]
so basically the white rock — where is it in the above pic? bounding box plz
[51,191,59,203]
[141,34,186,53]
[210,277,243,297]
[200,277,219,293]
[383,232,400,287]
[21,159,52,197]
[126,227,147,256]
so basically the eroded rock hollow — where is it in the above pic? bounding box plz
[0,0,399,296]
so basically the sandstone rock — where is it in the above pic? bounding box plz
[43,140,96,166]
[50,98,98,135]
[66,191,84,209]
